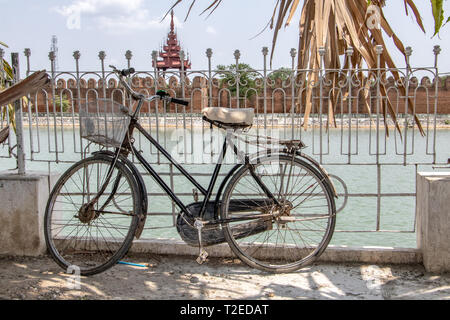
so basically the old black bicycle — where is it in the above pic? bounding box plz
[44,66,338,275]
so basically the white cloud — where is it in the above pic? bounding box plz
[55,0,143,16]
[53,0,182,33]
[206,26,217,35]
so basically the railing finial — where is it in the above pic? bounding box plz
[98,51,106,60]
[405,46,413,57]
[375,45,383,55]
[234,49,241,60]
[73,50,81,60]
[151,50,158,61]
[318,47,326,56]
[125,50,133,60]
[433,45,441,56]
[346,46,354,56]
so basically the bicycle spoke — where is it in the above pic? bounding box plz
[45,156,139,275]
[222,154,335,272]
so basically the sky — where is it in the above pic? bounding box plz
[1,0,450,76]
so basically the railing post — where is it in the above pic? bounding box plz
[125,50,133,102]
[346,46,354,164]
[262,47,268,130]
[73,50,83,157]
[23,48,35,161]
[98,51,107,98]
[234,49,240,109]
[318,47,326,164]
[125,50,132,69]
[11,53,26,174]
[290,48,297,137]
[151,50,161,164]
[375,44,383,165]
[374,45,383,232]
[48,51,59,162]
[24,48,31,77]
[206,48,212,108]
[205,48,214,160]
[432,45,441,165]
[179,50,186,99]
[179,50,187,163]
[404,46,412,166]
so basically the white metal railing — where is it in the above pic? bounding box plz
[1,46,449,245]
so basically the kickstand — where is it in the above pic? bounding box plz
[194,219,208,264]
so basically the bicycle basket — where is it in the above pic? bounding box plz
[79,99,130,148]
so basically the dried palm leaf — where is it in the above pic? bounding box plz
[0,70,49,106]
[169,0,443,135]
[0,125,8,144]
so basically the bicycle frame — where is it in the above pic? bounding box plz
[45,66,340,275]
[125,117,281,225]
[92,69,286,226]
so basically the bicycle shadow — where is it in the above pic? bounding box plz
[1,254,449,300]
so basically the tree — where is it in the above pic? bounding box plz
[216,63,259,99]
[268,67,294,83]
[0,41,16,136]
[166,0,448,133]
[0,41,36,139]
[54,93,71,113]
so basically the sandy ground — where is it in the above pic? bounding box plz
[0,254,449,300]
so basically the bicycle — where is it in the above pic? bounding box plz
[44,66,338,275]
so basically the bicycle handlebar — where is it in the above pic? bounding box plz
[170,97,189,106]
[109,65,189,107]
[120,68,135,77]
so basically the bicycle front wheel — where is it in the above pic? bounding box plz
[44,154,141,275]
[221,154,336,273]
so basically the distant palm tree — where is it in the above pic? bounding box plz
[0,41,16,135]
[0,41,37,137]
[167,0,448,133]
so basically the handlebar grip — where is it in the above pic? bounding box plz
[121,68,135,77]
[170,98,189,106]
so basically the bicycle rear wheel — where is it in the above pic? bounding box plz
[44,154,141,275]
[220,154,336,273]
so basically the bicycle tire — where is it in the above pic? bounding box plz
[44,154,141,276]
[220,153,336,273]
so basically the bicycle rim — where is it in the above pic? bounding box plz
[221,154,336,273]
[44,155,140,275]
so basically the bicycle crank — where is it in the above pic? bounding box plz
[194,219,208,264]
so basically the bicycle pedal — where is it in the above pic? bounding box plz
[196,250,208,265]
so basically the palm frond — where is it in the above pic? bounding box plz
[168,0,445,134]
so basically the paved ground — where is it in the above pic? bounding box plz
[0,254,449,300]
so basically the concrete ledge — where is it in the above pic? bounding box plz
[319,246,422,264]
[0,171,59,256]
[416,172,450,273]
[130,238,422,265]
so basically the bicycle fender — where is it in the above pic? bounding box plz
[295,151,338,198]
[92,151,148,238]
[213,163,243,218]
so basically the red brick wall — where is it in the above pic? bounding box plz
[30,76,450,115]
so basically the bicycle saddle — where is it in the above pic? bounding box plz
[202,107,254,126]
